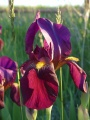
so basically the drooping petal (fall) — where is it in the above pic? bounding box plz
[67,61,87,92]
[55,56,79,70]
[10,83,20,106]
[20,63,58,109]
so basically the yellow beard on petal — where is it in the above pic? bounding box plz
[36,57,50,70]
[36,61,45,70]
[55,56,79,71]
[65,57,79,62]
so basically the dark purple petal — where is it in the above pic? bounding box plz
[20,63,58,109]
[25,11,40,55]
[67,61,87,92]
[34,46,50,60]
[25,21,39,54]
[53,23,71,57]
[37,18,71,65]
[44,40,52,60]
[20,60,36,76]
[0,56,18,89]
[0,56,17,71]
[10,83,20,106]
[0,85,4,109]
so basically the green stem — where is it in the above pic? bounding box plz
[9,0,15,41]
[81,29,86,68]
[60,67,63,120]
[17,69,23,120]
[81,0,89,68]
[26,108,37,120]
[46,106,52,120]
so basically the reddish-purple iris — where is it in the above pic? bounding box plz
[20,12,87,110]
[0,56,20,109]
[0,26,20,109]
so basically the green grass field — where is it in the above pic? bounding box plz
[0,6,90,120]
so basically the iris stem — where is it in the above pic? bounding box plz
[81,30,86,68]
[81,0,89,68]
[60,67,64,120]
[26,108,37,120]
[46,106,52,120]
[17,69,23,120]
[9,0,15,41]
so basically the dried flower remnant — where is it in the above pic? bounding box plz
[0,25,4,51]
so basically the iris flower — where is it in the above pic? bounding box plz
[20,12,87,110]
[0,26,20,109]
[0,56,20,109]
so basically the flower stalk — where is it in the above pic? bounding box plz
[56,8,64,120]
[17,69,23,120]
[60,67,64,120]
[26,108,37,120]
[81,0,90,68]
[9,0,15,41]
[46,106,52,120]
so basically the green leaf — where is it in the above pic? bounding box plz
[0,105,11,120]
[12,103,21,120]
[69,90,76,120]
[81,82,89,108]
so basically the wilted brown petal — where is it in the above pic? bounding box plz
[0,39,4,51]
[0,85,4,109]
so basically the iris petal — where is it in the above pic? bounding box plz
[25,11,40,55]
[10,83,20,106]
[0,56,17,89]
[37,18,71,65]
[20,63,58,109]
[25,21,39,54]
[26,17,71,65]
[67,61,87,92]
[53,23,71,57]
[34,46,50,60]
[0,56,17,71]
[44,40,52,60]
